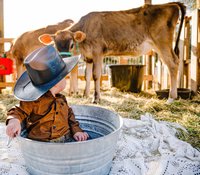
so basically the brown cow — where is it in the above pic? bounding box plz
[6,19,79,95]
[39,2,186,103]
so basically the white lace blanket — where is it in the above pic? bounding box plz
[110,114,200,175]
[0,113,200,175]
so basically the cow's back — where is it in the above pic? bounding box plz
[11,19,74,59]
[72,3,180,38]
[71,8,142,40]
[70,3,182,57]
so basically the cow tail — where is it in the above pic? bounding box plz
[174,2,186,56]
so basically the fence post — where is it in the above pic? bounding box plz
[190,9,200,93]
[162,65,169,89]
[184,17,191,88]
[178,16,192,88]
[197,0,200,8]
[178,17,185,88]
[0,0,5,92]
[157,59,162,90]
[143,0,152,90]
[145,52,153,89]
[0,0,4,51]
[144,0,151,4]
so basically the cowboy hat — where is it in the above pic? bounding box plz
[14,45,80,101]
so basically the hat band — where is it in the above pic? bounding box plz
[26,55,66,86]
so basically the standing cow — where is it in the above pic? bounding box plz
[39,2,186,103]
[6,19,79,95]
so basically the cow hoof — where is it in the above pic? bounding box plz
[166,98,174,104]
[68,91,75,96]
[83,92,90,98]
[69,91,79,97]
[82,94,89,99]
[92,98,100,104]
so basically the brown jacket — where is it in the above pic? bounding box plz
[7,91,83,141]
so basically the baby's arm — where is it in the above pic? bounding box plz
[68,106,89,141]
[73,132,89,141]
[6,118,21,138]
[6,101,34,138]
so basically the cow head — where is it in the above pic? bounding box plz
[38,30,86,54]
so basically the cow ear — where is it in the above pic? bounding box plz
[38,34,54,45]
[73,31,86,43]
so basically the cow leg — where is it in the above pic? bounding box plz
[69,65,78,95]
[92,57,103,104]
[159,48,179,103]
[84,62,92,98]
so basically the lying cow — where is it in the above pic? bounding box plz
[39,2,186,103]
[6,19,79,94]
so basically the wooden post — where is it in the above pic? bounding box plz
[143,55,148,90]
[157,59,162,90]
[190,9,200,93]
[145,52,153,89]
[184,17,192,88]
[196,0,200,91]
[144,0,152,4]
[197,0,200,8]
[0,0,4,53]
[143,0,152,90]
[0,0,5,92]
[178,18,185,88]
[178,16,192,88]
[162,65,169,89]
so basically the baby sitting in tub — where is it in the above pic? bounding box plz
[6,45,88,142]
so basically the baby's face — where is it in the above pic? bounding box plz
[56,78,67,92]
[51,78,67,94]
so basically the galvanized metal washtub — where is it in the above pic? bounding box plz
[18,105,123,175]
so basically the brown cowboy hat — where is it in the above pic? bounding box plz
[14,45,80,101]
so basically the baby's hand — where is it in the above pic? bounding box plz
[6,118,21,138]
[73,132,89,141]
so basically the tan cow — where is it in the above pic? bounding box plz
[39,2,186,103]
[6,19,79,94]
